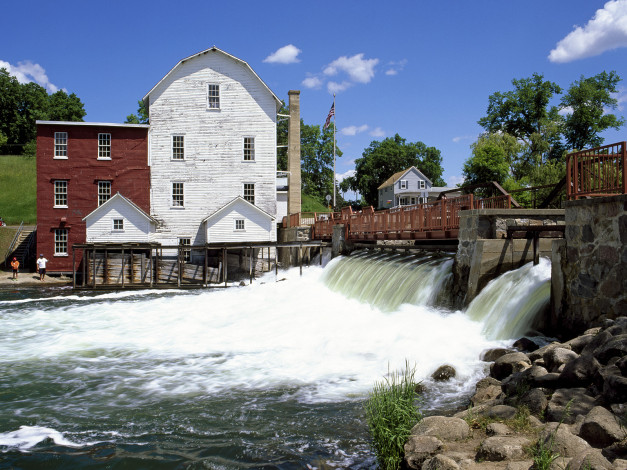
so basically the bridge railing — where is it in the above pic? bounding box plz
[310,194,513,240]
[566,141,626,199]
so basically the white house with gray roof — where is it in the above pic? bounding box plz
[377,166,432,209]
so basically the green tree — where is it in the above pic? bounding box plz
[0,68,22,153]
[301,122,342,203]
[352,134,445,207]
[462,135,510,187]
[276,102,288,171]
[560,71,625,151]
[48,90,86,121]
[125,99,150,125]
[15,82,50,149]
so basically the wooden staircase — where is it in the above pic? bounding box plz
[5,226,36,268]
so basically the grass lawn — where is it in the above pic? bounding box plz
[301,193,333,213]
[0,155,36,225]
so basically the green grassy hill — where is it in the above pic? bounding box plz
[0,155,36,225]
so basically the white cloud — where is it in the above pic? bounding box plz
[263,44,302,64]
[452,135,474,143]
[327,80,352,94]
[549,0,627,63]
[302,76,323,89]
[447,175,465,187]
[615,88,627,111]
[0,60,59,93]
[559,105,574,116]
[385,59,408,76]
[323,53,379,84]
[341,124,369,136]
[336,169,356,182]
[370,127,385,138]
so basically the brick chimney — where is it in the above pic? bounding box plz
[287,90,301,221]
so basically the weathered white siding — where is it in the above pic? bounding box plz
[205,201,275,242]
[148,51,278,245]
[85,198,154,242]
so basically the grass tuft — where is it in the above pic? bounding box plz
[364,361,422,470]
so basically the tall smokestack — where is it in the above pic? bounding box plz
[287,90,301,221]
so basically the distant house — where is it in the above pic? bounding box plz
[36,121,150,273]
[377,166,432,209]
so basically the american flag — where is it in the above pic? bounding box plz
[323,103,335,130]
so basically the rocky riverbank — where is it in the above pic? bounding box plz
[404,316,627,469]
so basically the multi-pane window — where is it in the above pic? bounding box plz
[55,229,68,255]
[172,182,184,207]
[400,180,408,190]
[179,238,191,262]
[208,84,220,109]
[113,219,124,231]
[419,180,425,189]
[54,180,68,207]
[243,137,255,161]
[172,135,184,160]
[98,181,111,206]
[98,133,111,159]
[54,132,68,158]
[243,183,255,204]
[235,219,245,231]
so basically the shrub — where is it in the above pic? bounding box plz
[364,362,422,470]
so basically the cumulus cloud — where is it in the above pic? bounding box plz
[336,169,356,183]
[323,53,379,83]
[0,60,59,93]
[385,59,408,76]
[452,135,474,143]
[327,80,352,94]
[370,127,385,138]
[302,76,323,89]
[549,0,627,63]
[263,44,302,64]
[341,124,369,136]
[447,175,465,187]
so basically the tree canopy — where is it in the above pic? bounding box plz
[125,100,149,124]
[351,134,445,207]
[0,68,86,154]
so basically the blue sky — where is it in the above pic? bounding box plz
[3,0,627,189]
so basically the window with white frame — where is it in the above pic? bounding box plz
[98,181,111,206]
[234,219,245,231]
[400,180,408,190]
[172,182,184,207]
[54,180,68,207]
[243,183,255,204]
[179,237,191,262]
[243,137,255,161]
[55,229,68,255]
[54,132,68,158]
[419,180,425,189]
[172,135,184,160]
[113,218,124,231]
[208,84,220,109]
[98,133,111,159]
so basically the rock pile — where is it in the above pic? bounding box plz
[404,317,627,469]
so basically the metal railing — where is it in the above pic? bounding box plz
[3,222,23,266]
[566,141,626,199]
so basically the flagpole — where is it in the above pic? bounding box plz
[333,93,336,209]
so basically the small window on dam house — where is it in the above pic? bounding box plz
[400,180,408,190]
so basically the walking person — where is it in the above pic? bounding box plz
[10,257,19,280]
[37,254,48,281]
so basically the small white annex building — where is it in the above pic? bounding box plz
[143,46,282,247]
[377,166,432,209]
[83,193,156,243]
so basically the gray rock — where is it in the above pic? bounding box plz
[476,376,501,389]
[566,449,612,470]
[558,353,601,387]
[421,454,460,470]
[602,372,627,404]
[472,384,503,406]
[517,388,548,416]
[410,416,470,441]
[534,372,561,388]
[482,348,514,362]
[564,334,595,354]
[544,347,578,373]
[602,440,627,461]
[594,334,627,364]
[504,461,534,470]
[491,352,532,380]
[404,435,444,470]
[546,388,596,424]
[513,337,541,352]
[485,405,518,420]
[581,330,613,357]
[476,436,531,461]
[486,422,512,436]
[578,406,626,448]
[432,365,456,382]
[612,459,627,470]
[501,365,549,396]
[540,422,591,458]
[529,342,566,362]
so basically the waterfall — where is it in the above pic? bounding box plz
[321,250,454,311]
[465,257,552,340]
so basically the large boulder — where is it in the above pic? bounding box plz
[516,388,548,416]
[566,449,612,470]
[421,454,460,470]
[490,352,532,380]
[539,422,591,458]
[529,342,566,362]
[558,354,601,387]
[545,388,596,424]
[481,348,514,362]
[404,435,444,469]
[601,369,627,404]
[578,406,626,448]
[501,365,549,396]
[472,384,503,406]
[564,334,595,354]
[476,436,531,461]
[410,416,470,441]
[543,347,578,373]
[432,365,456,382]
[594,334,627,364]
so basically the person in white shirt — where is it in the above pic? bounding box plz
[37,254,48,281]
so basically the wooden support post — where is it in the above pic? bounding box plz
[203,246,208,286]
[299,242,303,276]
[130,249,134,285]
[177,247,181,288]
[150,249,154,288]
[104,249,108,284]
[121,248,125,288]
[92,248,96,288]
[275,246,278,277]
[223,248,227,287]
[72,248,76,289]
[140,251,144,284]
[533,232,539,266]
[249,247,254,284]
[82,249,86,287]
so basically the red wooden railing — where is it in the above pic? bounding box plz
[566,141,626,200]
[305,194,512,240]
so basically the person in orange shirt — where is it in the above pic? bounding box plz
[10,257,19,280]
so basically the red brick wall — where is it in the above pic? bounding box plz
[36,123,149,273]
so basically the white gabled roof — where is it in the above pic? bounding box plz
[202,196,275,224]
[143,46,282,109]
[82,193,156,223]
[377,166,433,190]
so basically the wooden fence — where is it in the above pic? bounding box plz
[567,141,626,199]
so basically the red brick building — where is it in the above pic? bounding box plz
[36,121,150,273]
